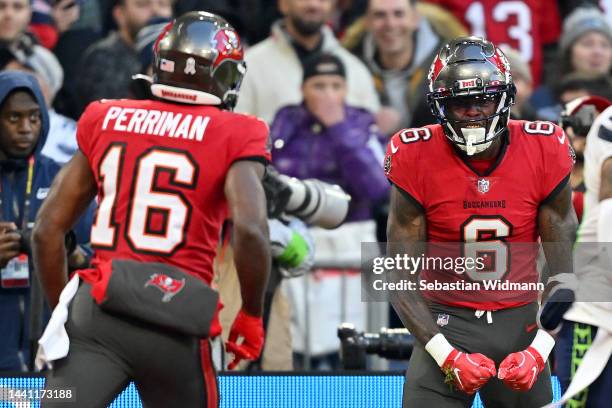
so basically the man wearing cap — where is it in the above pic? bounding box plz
[270,53,389,368]
[235,0,379,124]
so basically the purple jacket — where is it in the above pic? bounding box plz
[270,103,390,221]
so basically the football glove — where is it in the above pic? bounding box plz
[426,333,496,394]
[225,309,264,370]
[498,329,555,391]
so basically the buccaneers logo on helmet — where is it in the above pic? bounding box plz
[212,29,243,68]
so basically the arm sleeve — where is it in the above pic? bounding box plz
[229,116,272,164]
[384,131,425,210]
[541,124,574,204]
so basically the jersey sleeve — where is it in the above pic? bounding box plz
[75,101,105,162]
[384,131,425,211]
[540,123,574,203]
[229,116,272,165]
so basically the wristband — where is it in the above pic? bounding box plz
[425,333,455,367]
[530,329,555,362]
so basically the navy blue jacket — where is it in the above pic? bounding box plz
[0,72,94,371]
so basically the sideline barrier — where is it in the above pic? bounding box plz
[0,372,562,407]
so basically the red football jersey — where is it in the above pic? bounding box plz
[76,99,270,289]
[385,120,573,309]
[425,0,561,86]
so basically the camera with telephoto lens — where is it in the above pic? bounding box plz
[337,323,414,370]
[560,104,597,137]
[262,166,351,229]
[15,229,77,256]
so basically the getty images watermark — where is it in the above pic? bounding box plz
[370,253,544,292]
[360,242,552,304]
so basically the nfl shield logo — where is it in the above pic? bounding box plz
[437,314,450,327]
[477,178,490,194]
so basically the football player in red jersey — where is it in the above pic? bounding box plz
[385,37,577,407]
[31,12,270,408]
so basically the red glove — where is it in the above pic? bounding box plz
[497,347,545,391]
[497,330,554,391]
[426,333,496,395]
[442,349,497,394]
[224,309,264,370]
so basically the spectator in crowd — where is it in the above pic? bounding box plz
[343,0,466,135]
[271,53,388,222]
[74,0,157,115]
[270,54,388,369]
[531,6,612,121]
[0,0,31,48]
[504,47,537,121]
[559,7,612,79]
[235,0,380,124]
[5,43,78,163]
[29,0,81,49]
[0,72,92,371]
[0,0,35,68]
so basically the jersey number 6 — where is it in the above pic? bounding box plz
[461,215,512,281]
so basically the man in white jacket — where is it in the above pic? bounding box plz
[235,0,380,124]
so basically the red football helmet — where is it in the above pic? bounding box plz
[427,37,516,155]
[151,11,246,109]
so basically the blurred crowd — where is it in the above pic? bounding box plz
[0,0,610,373]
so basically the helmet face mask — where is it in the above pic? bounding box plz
[151,12,246,110]
[427,37,516,155]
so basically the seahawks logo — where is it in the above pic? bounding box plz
[568,143,576,164]
[384,155,391,175]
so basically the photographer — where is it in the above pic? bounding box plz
[0,71,93,371]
